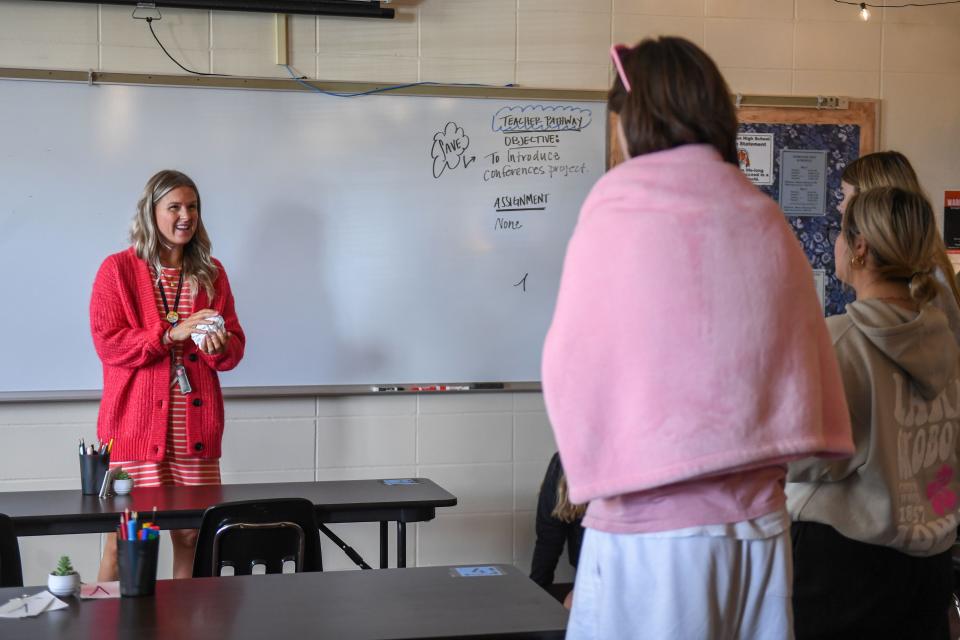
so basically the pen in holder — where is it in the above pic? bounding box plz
[117,535,159,597]
[79,453,110,496]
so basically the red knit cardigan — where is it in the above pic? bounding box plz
[90,247,245,462]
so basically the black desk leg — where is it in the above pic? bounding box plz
[380,522,388,569]
[396,521,406,568]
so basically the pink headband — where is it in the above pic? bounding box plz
[610,44,632,93]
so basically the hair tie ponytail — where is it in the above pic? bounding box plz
[908,267,938,306]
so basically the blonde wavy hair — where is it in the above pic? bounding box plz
[842,151,960,309]
[842,150,923,195]
[842,187,940,305]
[130,170,217,300]
[551,472,587,523]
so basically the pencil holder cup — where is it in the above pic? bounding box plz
[117,536,159,597]
[79,454,109,496]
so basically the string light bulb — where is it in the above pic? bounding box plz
[834,0,960,19]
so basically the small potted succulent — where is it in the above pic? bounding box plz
[48,555,80,596]
[113,469,134,495]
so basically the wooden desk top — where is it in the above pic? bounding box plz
[0,565,566,639]
[0,479,457,536]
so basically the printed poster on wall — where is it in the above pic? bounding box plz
[779,149,828,216]
[943,190,960,251]
[736,133,774,185]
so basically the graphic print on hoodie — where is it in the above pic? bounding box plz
[787,298,960,557]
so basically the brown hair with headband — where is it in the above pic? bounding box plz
[842,187,940,305]
[608,37,738,164]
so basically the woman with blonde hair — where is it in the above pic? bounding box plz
[839,150,960,343]
[91,169,245,580]
[788,187,960,638]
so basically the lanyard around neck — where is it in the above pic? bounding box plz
[158,268,185,326]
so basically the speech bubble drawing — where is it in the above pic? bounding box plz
[431,121,474,178]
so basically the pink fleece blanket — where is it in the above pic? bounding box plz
[542,144,854,504]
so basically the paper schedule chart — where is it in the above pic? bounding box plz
[779,149,828,217]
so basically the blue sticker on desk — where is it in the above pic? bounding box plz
[450,566,505,577]
[381,478,420,485]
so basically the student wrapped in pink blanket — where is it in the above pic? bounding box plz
[544,140,854,506]
[541,36,854,640]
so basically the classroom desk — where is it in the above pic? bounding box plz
[0,564,566,639]
[0,479,456,568]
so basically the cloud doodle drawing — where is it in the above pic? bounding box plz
[431,122,475,178]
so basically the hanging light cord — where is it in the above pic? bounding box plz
[132,6,226,77]
[145,17,225,77]
[833,0,960,7]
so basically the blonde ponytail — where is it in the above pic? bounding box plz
[909,270,939,306]
[843,187,940,306]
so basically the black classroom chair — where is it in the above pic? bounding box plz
[0,513,23,587]
[192,498,323,578]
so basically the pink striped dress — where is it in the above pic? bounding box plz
[109,266,221,487]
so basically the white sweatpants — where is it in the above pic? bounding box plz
[566,526,793,640]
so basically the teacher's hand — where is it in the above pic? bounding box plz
[200,327,230,356]
[166,309,219,344]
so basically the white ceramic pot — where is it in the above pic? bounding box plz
[47,572,80,597]
[113,478,134,495]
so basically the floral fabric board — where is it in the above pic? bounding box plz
[738,122,860,317]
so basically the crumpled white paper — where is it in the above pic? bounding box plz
[192,314,225,348]
[0,591,68,618]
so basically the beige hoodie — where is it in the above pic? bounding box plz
[787,298,960,557]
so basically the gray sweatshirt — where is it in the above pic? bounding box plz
[787,298,960,557]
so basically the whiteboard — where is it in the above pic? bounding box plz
[0,78,606,394]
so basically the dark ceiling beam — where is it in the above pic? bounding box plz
[29,0,395,18]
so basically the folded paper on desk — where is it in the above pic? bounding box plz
[80,581,120,599]
[450,566,505,577]
[0,591,68,618]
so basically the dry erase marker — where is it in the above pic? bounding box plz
[410,385,471,392]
